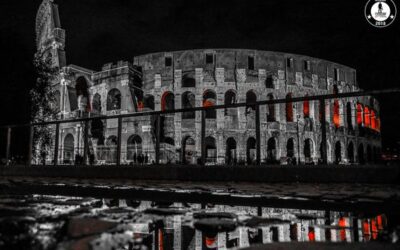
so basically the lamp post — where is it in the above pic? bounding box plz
[296,103,301,165]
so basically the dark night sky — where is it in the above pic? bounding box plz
[0,0,399,150]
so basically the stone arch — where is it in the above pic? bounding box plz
[286,93,293,122]
[287,138,295,158]
[246,137,257,164]
[304,138,313,160]
[303,95,310,119]
[92,93,102,113]
[246,90,257,112]
[144,94,155,110]
[127,135,142,161]
[107,88,121,110]
[162,136,175,163]
[182,91,195,119]
[224,90,236,106]
[106,135,118,163]
[226,137,237,164]
[347,141,355,163]
[224,90,237,116]
[63,133,74,163]
[161,91,175,111]
[333,99,340,128]
[267,93,275,122]
[75,76,90,113]
[182,136,196,164]
[205,136,217,163]
[203,89,216,119]
[267,137,277,163]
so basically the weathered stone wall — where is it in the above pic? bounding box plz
[55,49,381,165]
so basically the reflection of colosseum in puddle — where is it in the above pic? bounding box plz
[35,0,381,166]
[104,200,387,248]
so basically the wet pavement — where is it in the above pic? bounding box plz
[0,178,400,249]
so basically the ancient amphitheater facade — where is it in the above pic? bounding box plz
[36,1,381,166]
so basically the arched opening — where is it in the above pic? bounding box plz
[182,73,196,87]
[226,137,237,165]
[265,75,274,88]
[346,102,353,130]
[246,90,257,113]
[287,138,295,158]
[127,135,142,162]
[224,90,236,116]
[182,91,195,119]
[357,103,363,126]
[267,137,277,163]
[203,90,216,119]
[205,136,217,164]
[364,106,370,128]
[63,134,74,164]
[144,95,155,110]
[333,100,340,128]
[334,141,341,164]
[267,94,275,122]
[161,92,174,111]
[358,144,365,165]
[286,93,293,122]
[90,118,105,145]
[162,137,175,163]
[246,137,256,164]
[107,88,121,110]
[371,110,376,130]
[367,145,372,163]
[303,96,310,119]
[106,135,118,163]
[304,138,312,160]
[182,136,195,164]
[76,76,90,113]
[347,142,355,163]
[92,93,102,114]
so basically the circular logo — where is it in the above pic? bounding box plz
[365,0,397,27]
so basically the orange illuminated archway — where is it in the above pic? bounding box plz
[371,110,376,130]
[357,103,363,126]
[286,93,293,122]
[333,100,340,128]
[303,97,310,118]
[364,106,370,128]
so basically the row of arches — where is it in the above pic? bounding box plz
[62,131,380,165]
[357,103,380,131]
[65,77,379,134]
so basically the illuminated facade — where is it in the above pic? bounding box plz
[35,0,381,165]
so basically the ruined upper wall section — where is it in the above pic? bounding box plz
[133,49,358,91]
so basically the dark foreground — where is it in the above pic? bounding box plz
[0,178,400,249]
[1,164,400,183]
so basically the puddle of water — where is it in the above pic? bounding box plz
[0,194,398,250]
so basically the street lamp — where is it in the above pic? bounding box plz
[295,103,301,165]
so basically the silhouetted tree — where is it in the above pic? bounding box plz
[30,51,59,162]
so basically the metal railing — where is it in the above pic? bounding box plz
[1,88,399,166]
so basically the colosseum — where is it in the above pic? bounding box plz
[35,0,381,166]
